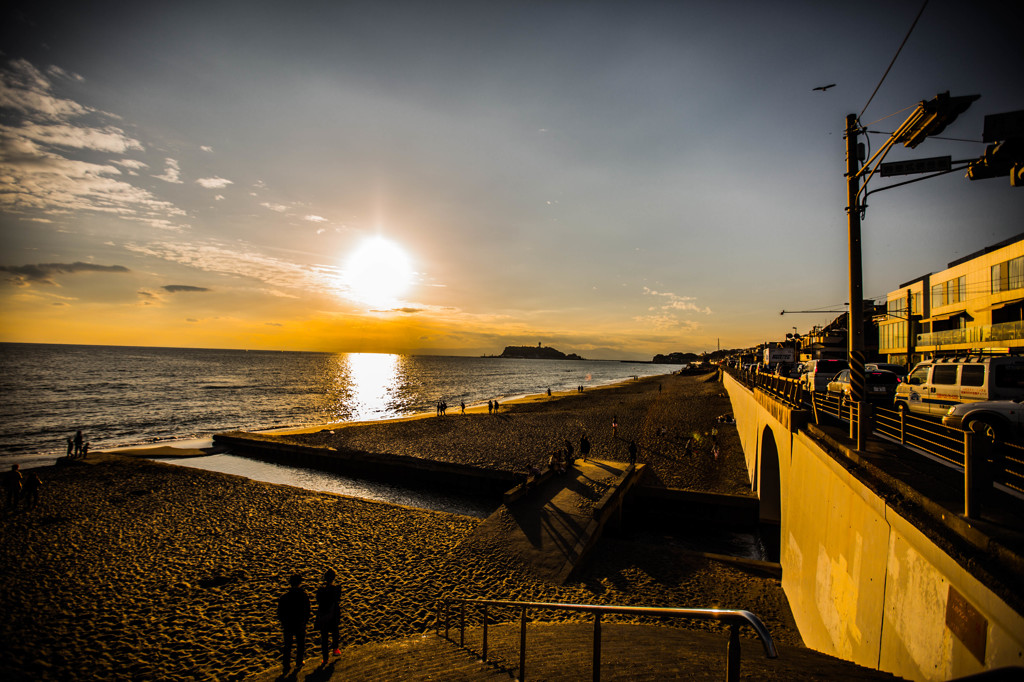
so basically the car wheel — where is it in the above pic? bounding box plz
[967,419,1001,441]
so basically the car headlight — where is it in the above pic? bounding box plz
[946,406,957,415]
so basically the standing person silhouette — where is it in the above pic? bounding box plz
[315,568,342,666]
[628,440,638,466]
[579,433,591,462]
[4,464,23,511]
[612,416,618,439]
[73,430,83,457]
[277,574,311,675]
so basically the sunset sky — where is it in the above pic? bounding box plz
[1,0,1021,359]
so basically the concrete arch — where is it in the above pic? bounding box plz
[759,425,782,562]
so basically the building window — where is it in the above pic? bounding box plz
[992,256,1024,293]
[932,276,966,306]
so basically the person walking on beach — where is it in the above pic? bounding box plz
[579,433,591,462]
[73,430,83,457]
[277,573,311,675]
[4,464,23,512]
[315,568,342,667]
[66,436,74,458]
[23,471,42,510]
[611,416,618,439]
[460,401,465,414]
[563,439,574,468]
[628,440,638,466]
[487,400,493,415]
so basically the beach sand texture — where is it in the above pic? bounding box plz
[0,372,799,680]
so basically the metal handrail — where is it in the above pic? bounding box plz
[436,597,777,682]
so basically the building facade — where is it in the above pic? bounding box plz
[879,233,1024,364]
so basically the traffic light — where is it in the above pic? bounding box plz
[967,140,1022,181]
[896,92,980,149]
[967,111,1024,186]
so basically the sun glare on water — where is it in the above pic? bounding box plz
[343,236,414,307]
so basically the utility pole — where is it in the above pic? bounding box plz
[845,114,867,449]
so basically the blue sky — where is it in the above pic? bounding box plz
[1,0,1021,358]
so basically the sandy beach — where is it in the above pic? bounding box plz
[243,372,752,494]
[0,372,798,681]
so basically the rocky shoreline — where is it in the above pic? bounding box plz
[0,373,799,681]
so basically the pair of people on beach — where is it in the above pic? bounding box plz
[487,399,500,414]
[277,569,343,674]
[3,464,41,512]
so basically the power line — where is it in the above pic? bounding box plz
[859,0,930,120]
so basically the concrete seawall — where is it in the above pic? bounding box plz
[213,432,517,496]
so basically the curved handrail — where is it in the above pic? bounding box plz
[436,596,777,681]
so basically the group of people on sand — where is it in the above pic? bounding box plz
[487,399,500,414]
[276,569,344,675]
[65,430,89,459]
[539,432,592,475]
[4,464,42,512]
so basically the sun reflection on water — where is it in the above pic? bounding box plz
[342,352,404,421]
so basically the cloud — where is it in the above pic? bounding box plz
[0,59,188,230]
[0,261,130,286]
[371,307,424,314]
[153,158,182,183]
[196,176,232,189]
[303,215,327,223]
[266,322,283,327]
[162,284,210,293]
[214,194,225,201]
[123,240,344,293]
[260,202,288,212]
[200,145,213,152]
[643,287,712,315]
[634,287,712,330]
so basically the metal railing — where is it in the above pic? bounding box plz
[916,318,1024,347]
[731,368,803,407]
[723,366,1023,517]
[436,597,777,682]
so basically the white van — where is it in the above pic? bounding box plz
[801,358,849,393]
[893,356,1024,417]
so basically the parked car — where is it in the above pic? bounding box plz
[894,356,1024,417]
[942,399,1023,442]
[866,363,908,382]
[826,369,901,402]
[801,359,849,393]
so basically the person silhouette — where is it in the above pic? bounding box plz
[23,471,42,510]
[73,430,83,457]
[579,433,591,462]
[4,464,23,511]
[315,568,342,667]
[277,573,311,675]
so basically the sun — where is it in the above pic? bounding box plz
[343,236,414,307]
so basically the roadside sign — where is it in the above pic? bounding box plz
[880,156,952,177]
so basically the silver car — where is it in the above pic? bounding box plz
[942,399,1023,442]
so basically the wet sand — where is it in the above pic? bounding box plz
[0,372,797,681]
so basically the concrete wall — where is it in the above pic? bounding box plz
[721,373,1024,680]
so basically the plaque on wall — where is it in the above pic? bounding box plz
[945,585,987,664]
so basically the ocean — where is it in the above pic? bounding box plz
[0,343,682,462]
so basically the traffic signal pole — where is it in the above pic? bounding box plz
[845,114,868,450]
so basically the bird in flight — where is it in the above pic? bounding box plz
[812,83,836,92]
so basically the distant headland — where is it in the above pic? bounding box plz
[488,345,585,361]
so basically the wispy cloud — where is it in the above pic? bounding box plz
[0,58,188,230]
[0,261,130,286]
[634,287,712,330]
[260,202,288,213]
[123,240,343,293]
[200,145,213,153]
[153,158,183,183]
[163,284,210,293]
[196,176,232,189]
[303,215,327,223]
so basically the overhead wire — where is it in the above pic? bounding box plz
[859,0,930,120]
